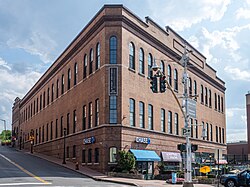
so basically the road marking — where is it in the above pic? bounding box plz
[0,154,51,185]
[0,183,46,186]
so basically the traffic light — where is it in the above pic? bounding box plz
[177,143,186,152]
[160,75,167,93]
[150,76,158,93]
[191,144,198,152]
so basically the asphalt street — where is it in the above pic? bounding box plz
[0,146,129,186]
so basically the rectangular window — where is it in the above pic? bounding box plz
[175,113,179,135]
[206,123,209,141]
[47,88,50,105]
[190,118,193,137]
[148,104,153,130]
[39,127,41,143]
[216,126,218,142]
[73,110,77,133]
[74,63,78,86]
[40,95,42,110]
[202,121,205,140]
[56,79,59,98]
[82,105,86,130]
[95,99,99,127]
[195,120,198,138]
[61,74,64,94]
[35,129,38,144]
[50,121,53,140]
[46,123,48,141]
[55,119,58,138]
[42,125,44,142]
[88,102,93,128]
[51,84,54,102]
[73,145,76,158]
[109,96,117,123]
[168,111,172,134]
[222,128,225,144]
[161,109,165,132]
[43,91,45,108]
[61,116,63,137]
[210,124,213,141]
[109,68,117,94]
[67,113,70,135]
[139,102,145,128]
[82,150,86,163]
[219,127,222,143]
[88,149,92,163]
[36,98,38,113]
[95,148,99,163]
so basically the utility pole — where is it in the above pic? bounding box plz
[181,46,193,187]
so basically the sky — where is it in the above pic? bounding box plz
[0,0,249,142]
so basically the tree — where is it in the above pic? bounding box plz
[0,130,11,141]
[117,150,135,172]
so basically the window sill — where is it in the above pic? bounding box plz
[87,163,93,165]
[128,68,136,73]
[138,73,145,77]
[81,163,86,165]
[66,158,69,161]
[72,157,76,160]
[94,163,100,165]
[108,162,118,165]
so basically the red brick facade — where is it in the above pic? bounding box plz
[12,5,226,173]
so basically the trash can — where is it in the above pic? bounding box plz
[172,172,177,184]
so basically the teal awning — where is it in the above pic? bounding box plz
[130,149,161,161]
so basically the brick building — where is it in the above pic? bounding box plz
[12,5,226,175]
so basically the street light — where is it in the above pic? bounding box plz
[0,119,6,145]
[62,128,67,164]
[150,46,194,187]
[209,154,212,171]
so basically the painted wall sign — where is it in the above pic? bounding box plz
[83,136,96,144]
[135,137,150,144]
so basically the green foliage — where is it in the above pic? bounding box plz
[117,150,135,172]
[0,130,11,140]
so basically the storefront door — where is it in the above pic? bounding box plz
[137,161,154,180]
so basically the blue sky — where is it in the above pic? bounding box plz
[0,0,249,142]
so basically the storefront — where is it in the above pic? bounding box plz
[129,149,160,180]
[161,152,182,172]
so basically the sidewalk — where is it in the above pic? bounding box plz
[17,148,215,187]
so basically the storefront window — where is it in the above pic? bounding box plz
[109,147,117,162]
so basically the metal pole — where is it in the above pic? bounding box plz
[182,46,193,187]
[62,128,66,164]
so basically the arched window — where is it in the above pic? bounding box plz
[67,68,71,90]
[189,78,192,95]
[200,85,204,103]
[194,80,197,101]
[109,147,117,163]
[74,63,78,86]
[174,69,178,91]
[139,48,144,74]
[209,90,212,107]
[168,65,172,86]
[83,54,87,78]
[110,36,117,64]
[160,60,165,74]
[148,53,153,77]
[129,98,135,127]
[89,48,93,74]
[129,42,135,70]
[96,43,100,70]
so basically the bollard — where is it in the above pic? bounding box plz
[75,162,79,170]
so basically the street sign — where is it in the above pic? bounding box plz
[187,98,196,118]
[182,127,191,136]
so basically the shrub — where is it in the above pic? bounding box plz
[117,150,135,172]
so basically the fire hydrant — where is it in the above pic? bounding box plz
[75,162,79,170]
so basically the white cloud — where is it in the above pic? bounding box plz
[7,31,57,64]
[236,8,250,19]
[148,0,231,31]
[0,57,11,70]
[0,57,42,129]
[224,66,250,81]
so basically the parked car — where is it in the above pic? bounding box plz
[220,169,249,187]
